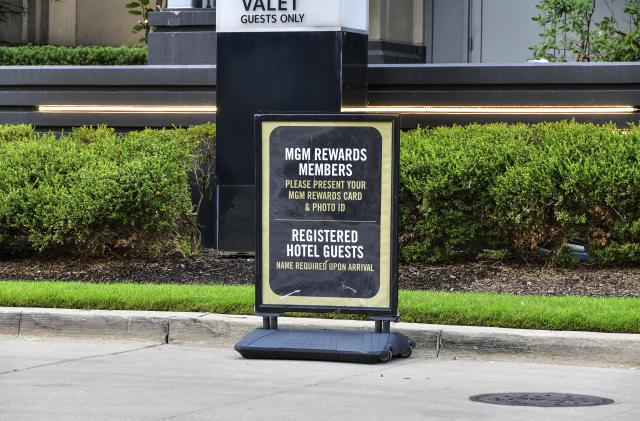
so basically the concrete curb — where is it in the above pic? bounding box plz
[1,307,638,366]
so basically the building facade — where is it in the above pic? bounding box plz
[0,0,632,63]
[1,0,145,46]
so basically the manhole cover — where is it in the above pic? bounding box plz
[469,393,614,407]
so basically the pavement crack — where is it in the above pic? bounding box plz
[436,329,443,358]
[0,343,165,376]
[16,311,22,337]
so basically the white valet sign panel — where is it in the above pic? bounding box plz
[216,0,369,33]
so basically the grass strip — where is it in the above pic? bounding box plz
[0,281,638,334]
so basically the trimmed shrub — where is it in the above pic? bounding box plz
[3,121,638,264]
[0,124,35,142]
[0,45,147,66]
[400,124,531,262]
[0,124,215,257]
[400,122,640,264]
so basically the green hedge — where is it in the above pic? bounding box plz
[2,121,639,264]
[0,124,215,256]
[0,45,147,66]
[400,122,640,264]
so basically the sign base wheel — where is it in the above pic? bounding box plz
[380,350,393,363]
[400,348,412,358]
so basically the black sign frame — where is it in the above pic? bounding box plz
[255,114,400,317]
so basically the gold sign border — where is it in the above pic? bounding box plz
[261,121,393,309]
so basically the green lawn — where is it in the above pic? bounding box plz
[0,281,638,334]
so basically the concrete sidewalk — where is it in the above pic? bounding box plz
[1,307,639,366]
[0,338,638,421]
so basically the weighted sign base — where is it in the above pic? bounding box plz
[235,327,416,364]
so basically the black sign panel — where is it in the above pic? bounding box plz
[255,114,399,316]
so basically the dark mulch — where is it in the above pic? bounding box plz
[0,250,639,298]
[399,262,640,298]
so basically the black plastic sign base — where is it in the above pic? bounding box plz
[235,328,416,364]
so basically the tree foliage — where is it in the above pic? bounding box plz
[531,0,640,61]
[126,0,166,44]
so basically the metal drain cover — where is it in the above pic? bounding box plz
[470,393,614,407]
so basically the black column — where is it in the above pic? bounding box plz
[216,30,367,251]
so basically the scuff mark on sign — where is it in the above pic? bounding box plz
[282,290,302,298]
[341,283,357,294]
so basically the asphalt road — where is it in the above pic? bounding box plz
[0,337,638,421]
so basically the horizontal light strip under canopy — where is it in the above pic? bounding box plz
[37,105,638,115]
[38,105,218,113]
[342,106,638,115]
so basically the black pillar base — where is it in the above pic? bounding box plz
[148,10,217,65]
[235,328,415,364]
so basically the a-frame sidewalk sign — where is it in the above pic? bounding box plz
[235,114,415,363]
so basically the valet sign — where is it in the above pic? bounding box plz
[238,0,304,25]
[256,115,399,315]
[216,0,369,33]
